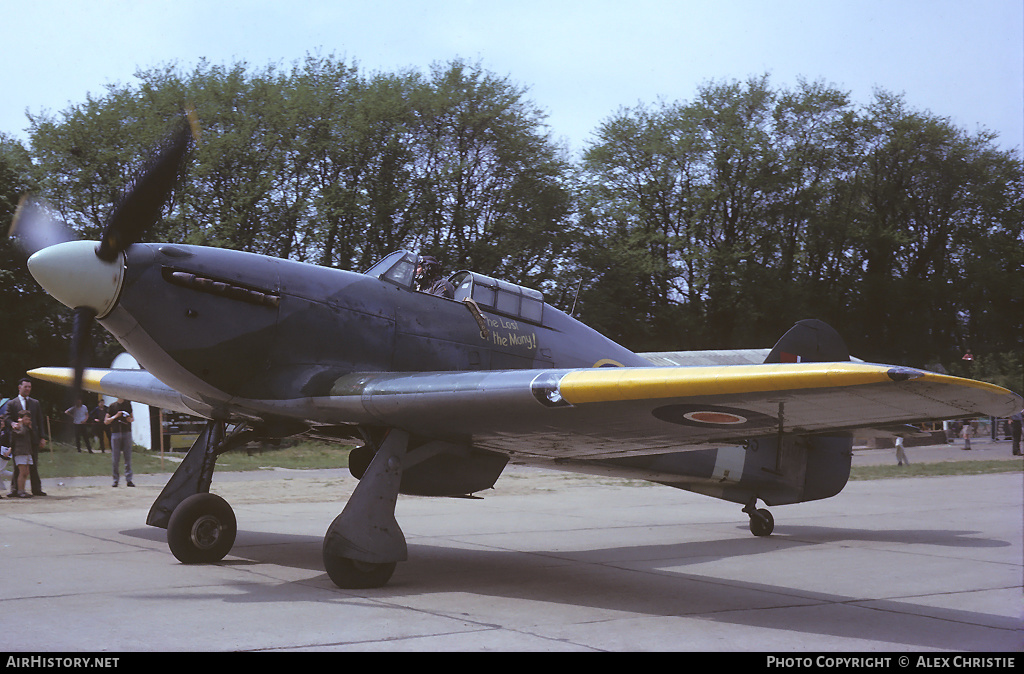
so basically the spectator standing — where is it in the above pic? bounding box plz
[4,378,48,496]
[895,436,909,466]
[0,416,11,498]
[65,399,94,453]
[960,422,974,451]
[10,410,40,498]
[1011,412,1022,456]
[90,399,110,452]
[105,398,135,487]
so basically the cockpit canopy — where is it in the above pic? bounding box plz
[365,250,545,324]
[450,271,544,323]
[365,250,419,288]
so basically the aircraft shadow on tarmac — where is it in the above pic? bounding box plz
[121,520,1010,573]
[122,526,326,571]
[120,524,1018,650]
[747,524,1012,548]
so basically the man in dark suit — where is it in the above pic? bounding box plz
[4,378,48,496]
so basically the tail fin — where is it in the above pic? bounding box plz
[764,319,850,364]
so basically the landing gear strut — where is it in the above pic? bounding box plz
[743,498,774,537]
[323,429,409,588]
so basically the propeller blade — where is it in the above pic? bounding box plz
[95,113,198,262]
[69,306,97,405]
[16,110,199,408]
[8,195,76,257]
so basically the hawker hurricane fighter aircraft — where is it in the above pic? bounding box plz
[12,116,1022,588]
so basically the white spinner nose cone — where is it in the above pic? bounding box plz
[27,240,125,318]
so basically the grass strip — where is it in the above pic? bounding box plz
[21,441,1023,482]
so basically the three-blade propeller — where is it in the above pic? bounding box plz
[8,111,199,404]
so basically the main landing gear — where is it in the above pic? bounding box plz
[148,420,411,589]
[743,497,775,537]
[322,429,409,589]
[147,421,253,565]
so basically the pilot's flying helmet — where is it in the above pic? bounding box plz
[417,255,441,271]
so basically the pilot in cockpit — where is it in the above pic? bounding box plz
[415,255,455,299]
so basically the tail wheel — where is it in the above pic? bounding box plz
[749,508,775,537]
[167,493,237,563]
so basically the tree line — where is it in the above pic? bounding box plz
[1,57,1020,401]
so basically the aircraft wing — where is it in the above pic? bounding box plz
[31,362,1021,461]
[315,362,1021,460]
[29,367,217,419]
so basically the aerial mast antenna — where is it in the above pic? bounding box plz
[570,279,583,317]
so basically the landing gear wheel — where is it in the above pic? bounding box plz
[167,493,237,563]
[749,508,774,537]
[323,554,397,589]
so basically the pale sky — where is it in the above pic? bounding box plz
[2,0,1021,156]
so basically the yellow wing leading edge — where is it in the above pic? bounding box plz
[557,362,1021,418]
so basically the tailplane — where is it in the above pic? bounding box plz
[764,319,850,364]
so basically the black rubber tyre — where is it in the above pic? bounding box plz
[749,508,775,537]
[323,554,397,589]
[167,493,237,564]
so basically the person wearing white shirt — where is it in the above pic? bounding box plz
[65,399,94,453]
[4,378,47,496]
